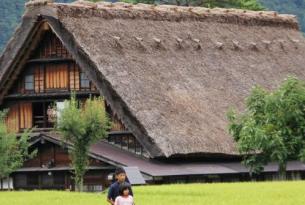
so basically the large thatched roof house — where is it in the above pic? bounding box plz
[1,0,305,190]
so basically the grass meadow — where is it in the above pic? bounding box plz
[0,181,305,205]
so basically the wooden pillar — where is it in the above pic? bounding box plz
[43,102,46,128]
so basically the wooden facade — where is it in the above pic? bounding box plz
[3,29,127,133]
[6,102,32,131]
[0,24,147,190]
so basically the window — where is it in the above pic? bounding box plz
[45,64,68,90]
[135,140,142,155]
[106,133,147,157]
[56,101,65,123]
[80,72,90,89]
[128,136,136,152]
[121,135,129,150]
[25,74,34,90]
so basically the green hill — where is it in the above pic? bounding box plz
[259,0,305,32]
[0,0,72,53]
[0,0,25,53]
[1,0,305,52]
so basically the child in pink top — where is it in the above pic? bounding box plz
[114,183,135,205]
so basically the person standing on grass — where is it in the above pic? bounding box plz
[114,183,135,205]
[107,167,134,205]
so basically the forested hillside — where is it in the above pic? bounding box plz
[0,0,72,53]
[0,0,25,53]
[260,0,305,32]
[1,0,305,52]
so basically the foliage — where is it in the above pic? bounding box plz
[0,110,36,189]
[228,77,305,178]
[57,95,110,191]
[259,0,305,33]
[121,0,264,10]
[1,182,305,205]
[0,0,73,53]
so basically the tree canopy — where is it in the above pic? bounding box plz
[228,77,305,178]
[57,96,110,191]
[0,110,36,189]
[122,0,264,10]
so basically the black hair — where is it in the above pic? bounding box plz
[119,182,131,196]
[115,167,126,175]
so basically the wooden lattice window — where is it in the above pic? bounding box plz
[6,102,33,132]
[45,63,68,90]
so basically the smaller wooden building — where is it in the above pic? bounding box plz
[13,134,114,191]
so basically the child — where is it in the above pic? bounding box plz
[114,183,134,205]
[107,168,133,205]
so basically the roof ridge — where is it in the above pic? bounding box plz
[59,1,297,21]
[25,1,299,30]
[26,0,297,21]
[26,0,54,7]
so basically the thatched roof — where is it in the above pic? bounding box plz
[1,1,305,158]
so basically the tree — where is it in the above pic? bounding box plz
[57,96,110,191]
[228,77,305,179]
[121,0,264,10]
[0,110,36,190]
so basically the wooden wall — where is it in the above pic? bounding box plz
[6,104,19,132]
[19,102,32,129]
[12,62,97,94]
[13,170,112,191]
[34,64,44,93]
[45,63,68,90]
[69,63,80,91]
[8,29,97,95]
[6,102,32,132]
[4,99,125,132]
[5,28,123,132]
[111,114,126,131]
[32,31,71,59]
[24,141,108,168]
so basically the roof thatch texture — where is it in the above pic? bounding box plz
[2,1,305,158]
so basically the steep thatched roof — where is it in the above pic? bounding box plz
[1,1,305,158]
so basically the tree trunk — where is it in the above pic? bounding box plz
[79,177,83,192]
[0,178,3,190]
[75,176,84,192]
[278,163,287,180]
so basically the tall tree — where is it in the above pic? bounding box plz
[57,96,110,191]
[0,110,36,190]
[228,77,305,179]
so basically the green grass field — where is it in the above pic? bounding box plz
[0,181,305,205]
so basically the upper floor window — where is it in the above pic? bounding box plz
[24,70,34,91]
[80,72,90,89]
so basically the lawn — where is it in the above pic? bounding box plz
[0,181,305,205]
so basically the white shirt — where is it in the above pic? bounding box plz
[114,195,134,205]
